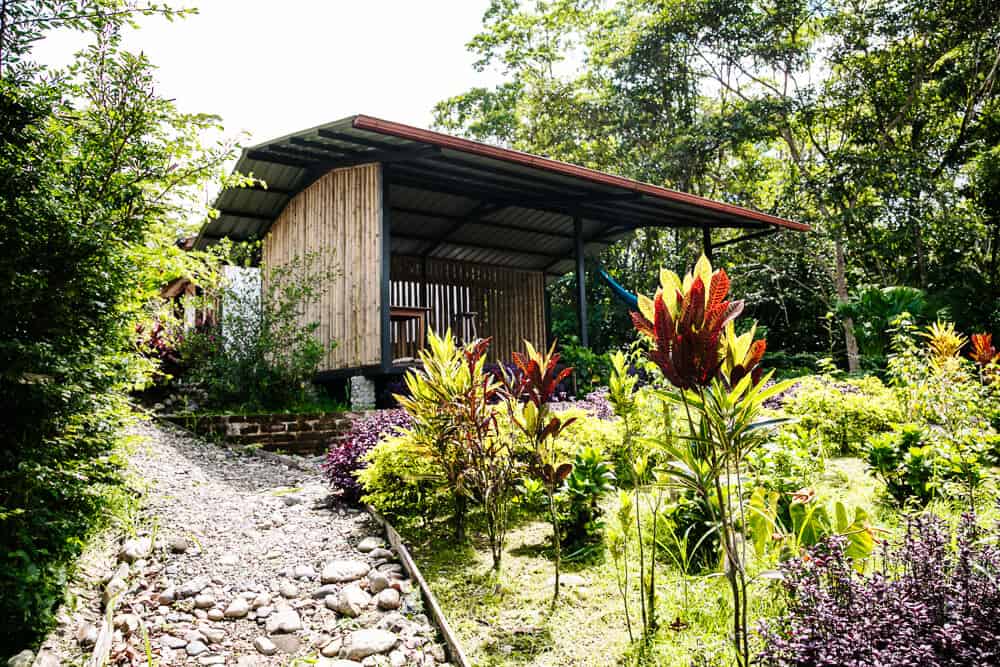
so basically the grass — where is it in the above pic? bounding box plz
[400,456,933,666]
[407,502,796,665]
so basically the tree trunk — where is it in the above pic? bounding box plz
[835,238,860,372]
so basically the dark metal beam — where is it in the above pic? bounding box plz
[392,232,564,260]
[388,171,664,229]
[318,129,402,151]
[247,145,442,172]
[265,144,346,162]
[246,149,313,168]
[216,209,275,222]
[574,217,589,348]
[241,183,294,196]
[392,205,586,242]
[421,201,506,255]
[287,137,359,158]
[703,226,713,262]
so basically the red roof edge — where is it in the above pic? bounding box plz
[352,115,810,232]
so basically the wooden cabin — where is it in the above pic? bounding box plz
[195,115,808,406]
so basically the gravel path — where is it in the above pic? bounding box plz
[40,419,450,667]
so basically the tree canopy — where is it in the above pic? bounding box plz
[435,0,1000,368]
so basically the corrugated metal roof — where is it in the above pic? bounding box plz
[197,114,808,274]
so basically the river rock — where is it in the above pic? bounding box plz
[341,629,398,660]
[224,597,250,618]
[119,536,152,563]
[327,584,371,617]
[186,640,209,657]
[376,588,401,610]
[6,650,33,667]
[254,637,277,656]
[265,609,302,634]
[322,560,370,583]
[368,571,390,594]
[356,537,384,553]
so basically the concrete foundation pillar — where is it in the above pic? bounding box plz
[349,376,376,411]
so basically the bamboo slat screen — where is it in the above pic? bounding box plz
[390,255,547,362]
[262,163,382,371]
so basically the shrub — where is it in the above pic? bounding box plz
[357,433,445,524]
[560,445,616,548]
[783,375,902,454]
[180,249,336,412]
[558,339,612,395]
[323,409,411,503]
[758,513,1000,667]
[866,423,995,507]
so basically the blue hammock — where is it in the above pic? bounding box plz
[597,266,638,310]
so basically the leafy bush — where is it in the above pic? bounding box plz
[866,423,996,507]
[558,339,612,395]
[758,513,1000,667]
[783,375,902,454]
[180,250,336,412]
[560,445,616,547]
[748,427,825,523]
[357,433,446,524]
[0,12,234,652]
[323,409,411,503]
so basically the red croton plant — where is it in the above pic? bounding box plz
[629,255,765,388]
[970,333,1000,366]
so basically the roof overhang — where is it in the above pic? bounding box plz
[196,114,808,274]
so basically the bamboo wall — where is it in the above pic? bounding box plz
[262,163,382,371]
[391,255,547,362]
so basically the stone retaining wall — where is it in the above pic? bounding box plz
[162,412,355,455]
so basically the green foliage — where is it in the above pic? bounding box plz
[748,428,826,524]
[0,4,239,652]
[747,488,874,563]
[865,423,996,507]
[836,285,935,362]
[560,445,615,548]
[391,330,485,543]
[357,433,446,524]
[783,376,902,454]
[436,0,1000,364]
[179,249,336,412]
[557,338,611,396]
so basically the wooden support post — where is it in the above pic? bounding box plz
[380,165,393,371]
[702,225,713,262]
[574,217,589,348]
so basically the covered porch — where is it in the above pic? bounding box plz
[196,115,808,382]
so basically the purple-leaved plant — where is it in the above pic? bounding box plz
[322,409,412,503]
[758,513,1000,667]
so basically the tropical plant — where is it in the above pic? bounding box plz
[506,340,575,603]
[453,338,518,573]
[759,513,1000,667]
[323,409,412,503]
[392,330,479,542]
[921,320,967,365]
[971,333,1000,366]
[561,445,616,548]
[631,255,791,666]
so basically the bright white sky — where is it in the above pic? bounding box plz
[33,0,501,146]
